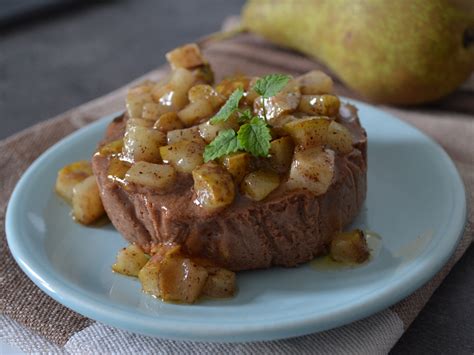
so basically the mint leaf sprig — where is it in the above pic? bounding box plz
[238,117,272,158]
[203,73,290,163]
[203,129,241,162]
[210,88,244,124]
[253,73,291,98]
[203,118,272,162]
[253,74,290,123]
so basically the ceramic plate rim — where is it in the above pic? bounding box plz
[5,100,467,342]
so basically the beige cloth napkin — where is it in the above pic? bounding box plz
[1,32,473,354]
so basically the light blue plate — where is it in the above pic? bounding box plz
[6,100,466,342]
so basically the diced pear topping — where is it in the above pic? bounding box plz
[154,112,184,133]
[198,116,239,143]
[159,253,208,303]
[177,99,214,126]
[202,268,236,298]
[55,160,92,204]
[124,162,176,191]
[253,90,301,122]
[215,75,251,98]
[287,147,335,195]
[284,117,353,153]
[220,152,252,183]
[138,257,162,297]
[72,175,105,225]
[151,68,196,112]
[268,136,294,174]
[107,158,131,184]
[141,102,162,121]
[188,84,225,108]
[112,244,149,277]
[297,70,334,95]
[122,120,166,163]
[192,162,235,210]
[166,126,201,144]
[241,170,280,201]
[284,117,332,149]
[166,43,205,70]
[160,140,205,173]
[126,90,153,118]
[98,139,124,157]
[330,229,369,264]
[327,120,354,154]
[298,94,340,117]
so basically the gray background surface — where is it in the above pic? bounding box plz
[1,0,472,353]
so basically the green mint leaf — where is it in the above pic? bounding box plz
[252,73,291,98]
[238,108,254,123]
[210,88,244,124]
[237,117,272,158]
[203,129,241,162]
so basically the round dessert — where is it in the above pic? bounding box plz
[91,44,367,271]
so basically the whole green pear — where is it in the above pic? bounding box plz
[242,0,474,105]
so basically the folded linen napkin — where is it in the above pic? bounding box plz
[0,32,472,354]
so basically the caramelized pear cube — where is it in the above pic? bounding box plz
[153,112,184,133]
[124,162,176,191]
[55,160,92,204]
[126,118,154,128]
[297,70,334,95]
[166,43,205,70]
[268,136,294,174]
[215,75,251,98]
[112,244,149,277]
[284,117,353,154]
[284,117,331,149]
[107,158,131,184]
[152,68,196,111]
[166,126,201,144]
[220,152,252,183]
[126,91,153,119]
[202,268,236,298]
[327,121,353,154]
[241,170,280,201]
[188,84,225,108]
[192,162,235,210]
[141,102,162,121]
[98,139,124,157]
[72,175,105,224]
[159,254,208,303]
[138,256,162,297]
[160,140,205,173]
[299,95,340,117]
[286,147,335,195]
[330,230,369,264]
[199,117,239,144]
[122,124,166,163]
[253,91,301,122]
[177,99,214,126]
